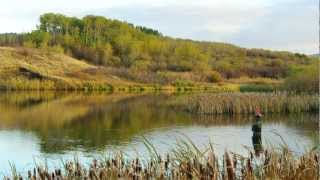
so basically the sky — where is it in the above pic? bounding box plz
[0,0,318,54]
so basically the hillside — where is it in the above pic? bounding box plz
[0,47,136,90]
[0,13,317,89]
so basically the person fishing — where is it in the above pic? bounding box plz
[252,107,263,157]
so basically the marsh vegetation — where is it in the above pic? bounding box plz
[182,93,319,114]
[5,138,319,180]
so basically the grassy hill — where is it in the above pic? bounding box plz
[0,47,243,92]
[0,13,317,91]
[0,47,137,90]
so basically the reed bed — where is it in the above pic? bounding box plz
[184,92,319,114]
[4,139,319,180]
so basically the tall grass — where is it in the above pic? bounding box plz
[184,92,319,114]
[3,138,319,179]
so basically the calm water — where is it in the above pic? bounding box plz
[0,92,318,174]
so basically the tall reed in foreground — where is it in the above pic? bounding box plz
[3,138,319,180]
[184,92,318,114]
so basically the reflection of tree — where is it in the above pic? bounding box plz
[41,95,194,153]
[252,117,263,157]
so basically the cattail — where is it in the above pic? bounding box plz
[55,169,61,176]
[9,142,320,179]
[44,171,51,180]
[164,160,169,171]
[246,159,253,175]
[225,151,235,180]
[99,169,107,179]
[89,168,99,179]
[186,161,192,179]
[233,154,237,170]
[28,170,32,179]
[93,159,98,168]
[106,160,111,167]
[33,168,36,178]
[51,172,55,180]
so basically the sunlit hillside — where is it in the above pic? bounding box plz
[0,47,136,90]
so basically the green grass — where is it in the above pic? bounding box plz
[240,84,275,92]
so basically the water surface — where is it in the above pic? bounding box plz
[0,92,318,174]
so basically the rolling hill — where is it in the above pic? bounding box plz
[0,13,317,90]
[0,47,136,90]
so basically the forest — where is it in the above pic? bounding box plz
[0,13,317,85]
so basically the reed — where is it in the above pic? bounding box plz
[3,139,318,180]
[183,92,318,114]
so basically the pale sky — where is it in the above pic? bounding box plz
[0,0,318,54]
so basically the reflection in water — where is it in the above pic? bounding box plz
[0,92,318,173]
[252,117,263,157]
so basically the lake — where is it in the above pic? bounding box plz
[0,92,318,175]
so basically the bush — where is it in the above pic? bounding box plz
[207,71,223,83]
[283,65,319,93]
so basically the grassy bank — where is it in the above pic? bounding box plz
[182,93,319,114]
[0,47,317,93]
[5,139,319,179]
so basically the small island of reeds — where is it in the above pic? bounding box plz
[180,92,318,115]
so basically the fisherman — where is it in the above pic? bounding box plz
[252,107,263,157]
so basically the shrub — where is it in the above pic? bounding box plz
[283,65,319,93]
[207,70,223,83]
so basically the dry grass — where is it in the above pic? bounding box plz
[0,47,137,90]
[183,92,318,114]
[4,139,319,180]
[0,47,242,92]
